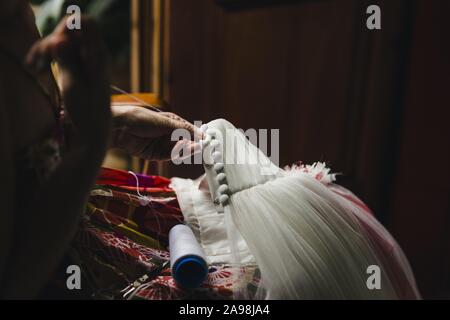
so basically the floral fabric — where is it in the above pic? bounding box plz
[71,167,260,299]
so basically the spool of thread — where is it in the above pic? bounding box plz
[169,224,208,289]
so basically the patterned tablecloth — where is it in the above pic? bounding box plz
[71,167,260,300]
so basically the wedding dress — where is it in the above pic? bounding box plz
[171,118,420,300]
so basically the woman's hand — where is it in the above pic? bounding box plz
[26,15,111,150]
[111,105,202,161]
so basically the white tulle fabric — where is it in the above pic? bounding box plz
[171,119,420,300]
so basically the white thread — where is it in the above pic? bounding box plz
[128,170,151,206]
[111,85,162,113]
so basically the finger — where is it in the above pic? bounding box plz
[26,17,80,73]
[159,112,203,140]
[26,16,106,78]
[25,38,54,73]
[169,139,202,163]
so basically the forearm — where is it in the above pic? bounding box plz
[2,142,106,299]
[110,104,137,128]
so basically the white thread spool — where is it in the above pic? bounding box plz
[169,224,208,288]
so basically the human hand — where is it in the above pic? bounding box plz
[26,15,111,149]
[111,104,202,161]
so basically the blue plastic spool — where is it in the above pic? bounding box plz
[172,255,208,289]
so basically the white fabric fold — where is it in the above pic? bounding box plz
[170,175,256,266]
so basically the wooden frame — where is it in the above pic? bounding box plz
[127,0,170,176]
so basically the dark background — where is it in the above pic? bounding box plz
[164,0,450,299]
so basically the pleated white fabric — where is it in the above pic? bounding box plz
[171,118,421,300]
